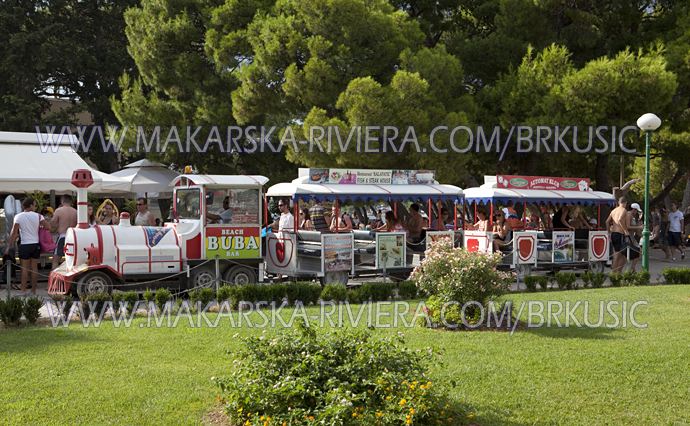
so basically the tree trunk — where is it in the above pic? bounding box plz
[650,169,686,207]
[594,154,611,191]
[681,177,690,211]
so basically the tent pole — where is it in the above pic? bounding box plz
[523,201,527,226]
[293,198,298,231]
[490,203,494,228]
[597,204,601,230]
[427,199,432,228]
[263,195,268,228]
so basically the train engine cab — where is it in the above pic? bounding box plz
[48,171,268,297]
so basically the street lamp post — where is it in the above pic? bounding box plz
[636,113,662,272]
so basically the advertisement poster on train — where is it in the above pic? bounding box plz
[322,233,354,274]
[552,231,575,263]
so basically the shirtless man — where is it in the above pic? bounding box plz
[606,197,630,273]
[51,194,77,269]
[406,203,424,243]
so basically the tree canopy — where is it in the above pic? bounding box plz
[2,0,689,196]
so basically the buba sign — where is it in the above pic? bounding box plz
[205,227,260,259]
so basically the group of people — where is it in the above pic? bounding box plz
[465,203,600,252]
[3,195,159,294]
[272,200,450,244]
[606,198,685,273]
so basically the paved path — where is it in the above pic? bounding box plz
[1,247,687,301]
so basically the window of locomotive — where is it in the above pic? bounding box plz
[207,188,260,225]
[176,188,201,219]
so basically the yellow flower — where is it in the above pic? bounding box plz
[399,398,407,406]
[409,384,416,390]
[376,411,383,418]
[352,412,358,418]
[409,408,416,415]
[307,416,315,421]
[385,396,391,401]
[263,422,269,426]
[244,421,251,426]
[260,416,265,421]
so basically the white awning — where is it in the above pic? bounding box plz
[266,175,463,202]
[0,131,130,193]
[171,174,269,188]
[464,182,614,205]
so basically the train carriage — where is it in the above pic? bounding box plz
[463,175,615,277]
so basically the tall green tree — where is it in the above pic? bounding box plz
[0,0,138,171]
[112,0,295,180]
[482,44,678,191]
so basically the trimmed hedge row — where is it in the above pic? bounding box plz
[0,297,44,326]
[50,281,420,318]
[661,267,690,284]
[523,271,651,292]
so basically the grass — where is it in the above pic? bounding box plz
[0,286,689,425]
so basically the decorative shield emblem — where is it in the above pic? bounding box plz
[466,238,479,252]
[268,235,293,267]
[518,237,534,262]
[276,241,285,262]
[592,235,607,259]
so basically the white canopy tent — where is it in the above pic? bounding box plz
[111,159,179,198]
[0,131,130,193]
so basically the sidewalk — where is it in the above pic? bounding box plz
[1,248,687,301]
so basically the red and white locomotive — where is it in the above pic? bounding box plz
[49,169,268,297]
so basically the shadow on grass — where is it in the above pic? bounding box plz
[525,324,624,340]
[0,326,105,353]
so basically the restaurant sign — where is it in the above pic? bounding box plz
[307,169,435,185]
[497,175,590,191]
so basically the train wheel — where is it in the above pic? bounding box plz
[588,261,605,274]
[190,267,217,289]
[516,264,532,281]
[223,265,258,286]
[76,271,113,298]
[321,271,349,286]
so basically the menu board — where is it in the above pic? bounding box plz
[375,232,407,269]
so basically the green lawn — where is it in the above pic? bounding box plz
[1,286,689,425]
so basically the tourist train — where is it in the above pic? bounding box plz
[47,168,614,297]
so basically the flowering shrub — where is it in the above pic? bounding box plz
[214,325,459,425]
[411,240,510,306]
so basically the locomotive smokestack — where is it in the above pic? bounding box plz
[71,169,94,229]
